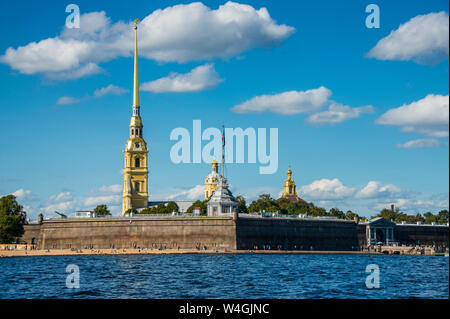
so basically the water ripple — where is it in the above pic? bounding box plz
[0,254,447,299]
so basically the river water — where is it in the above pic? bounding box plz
[0,254,448,299]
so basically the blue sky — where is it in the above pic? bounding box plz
[0,0,448,218]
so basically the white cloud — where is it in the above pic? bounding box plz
[375,198,449,213]
[141,64,223,93]
[149,185,205,201]
[135,2,295,62]
[292,178,447,216]
[231,86,332,115]
[84,195,121,207]
[42,186,122,215]
[307,103,374,125]
[47,63,103,80]
[12,189,36,202]
[366,12,449,64]
[396,138,446,149]
[376,94,449,137]
[355,181,401,199]
[232,88,373,125]
[167,185,204,201]
[48,192,73,203]
[43,201,78,215]
[0,38,96,74]
[56,96,81,105]
[43,192,77,215]
[83,184,122,206]
[94,84,129,97]
[300,178,355,200]
[97,184,122,194]
[0,3,294,78]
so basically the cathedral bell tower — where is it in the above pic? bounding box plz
[122,19,149,215]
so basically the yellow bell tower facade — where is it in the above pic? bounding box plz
[122,19,149,215]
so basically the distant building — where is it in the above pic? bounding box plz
[75,211,95,218]
[357,218,449,246]
[279,165,305,203]
[207,178,238,216]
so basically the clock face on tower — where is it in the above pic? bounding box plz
[135,142,140,149]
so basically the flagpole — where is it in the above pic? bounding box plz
[222,124,225,178]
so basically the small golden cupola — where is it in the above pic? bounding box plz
[281,164,303,203]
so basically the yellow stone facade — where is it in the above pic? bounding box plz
[204,160,221,200]
[122,20,149,215]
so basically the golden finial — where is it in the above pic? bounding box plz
[134,19,140,27]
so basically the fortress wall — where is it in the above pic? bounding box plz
[25,217,236,250]
[235,217,359,251]
[394,225,449,245]
[357,224,367,246]
[21,224,41,244]
[23,217,448,251]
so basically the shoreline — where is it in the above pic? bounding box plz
[0,248,438,258]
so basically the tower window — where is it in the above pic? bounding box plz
[134,182,140,192]
[135,157,140,168]
[132,128,135,136]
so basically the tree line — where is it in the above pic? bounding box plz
[243,193,449,224]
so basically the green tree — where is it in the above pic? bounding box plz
[308,206,327,217]
[329,208,345,219]
[376,208,397,221]
[424,212,438,224]
[438,210,449,224]
[248,194,279,213]
[345,210,357,220]
[138,207,153,214]
[0,195,26,244]
[235,196,249,214]
[187,200,207,215]
[276,198,290,214]
[166,201,179,213]
[154,204,169,214]
[94,204,111,216]
[415,213,425,223]
[137,204,169,215]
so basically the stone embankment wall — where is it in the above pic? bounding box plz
[21,216,448,251]
[236,217,358,250]
[22,216,236,250]
[394,224,448,245]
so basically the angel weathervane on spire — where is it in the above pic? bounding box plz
[134,18,140,28]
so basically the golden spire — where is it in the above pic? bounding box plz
[133,19,140,108]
